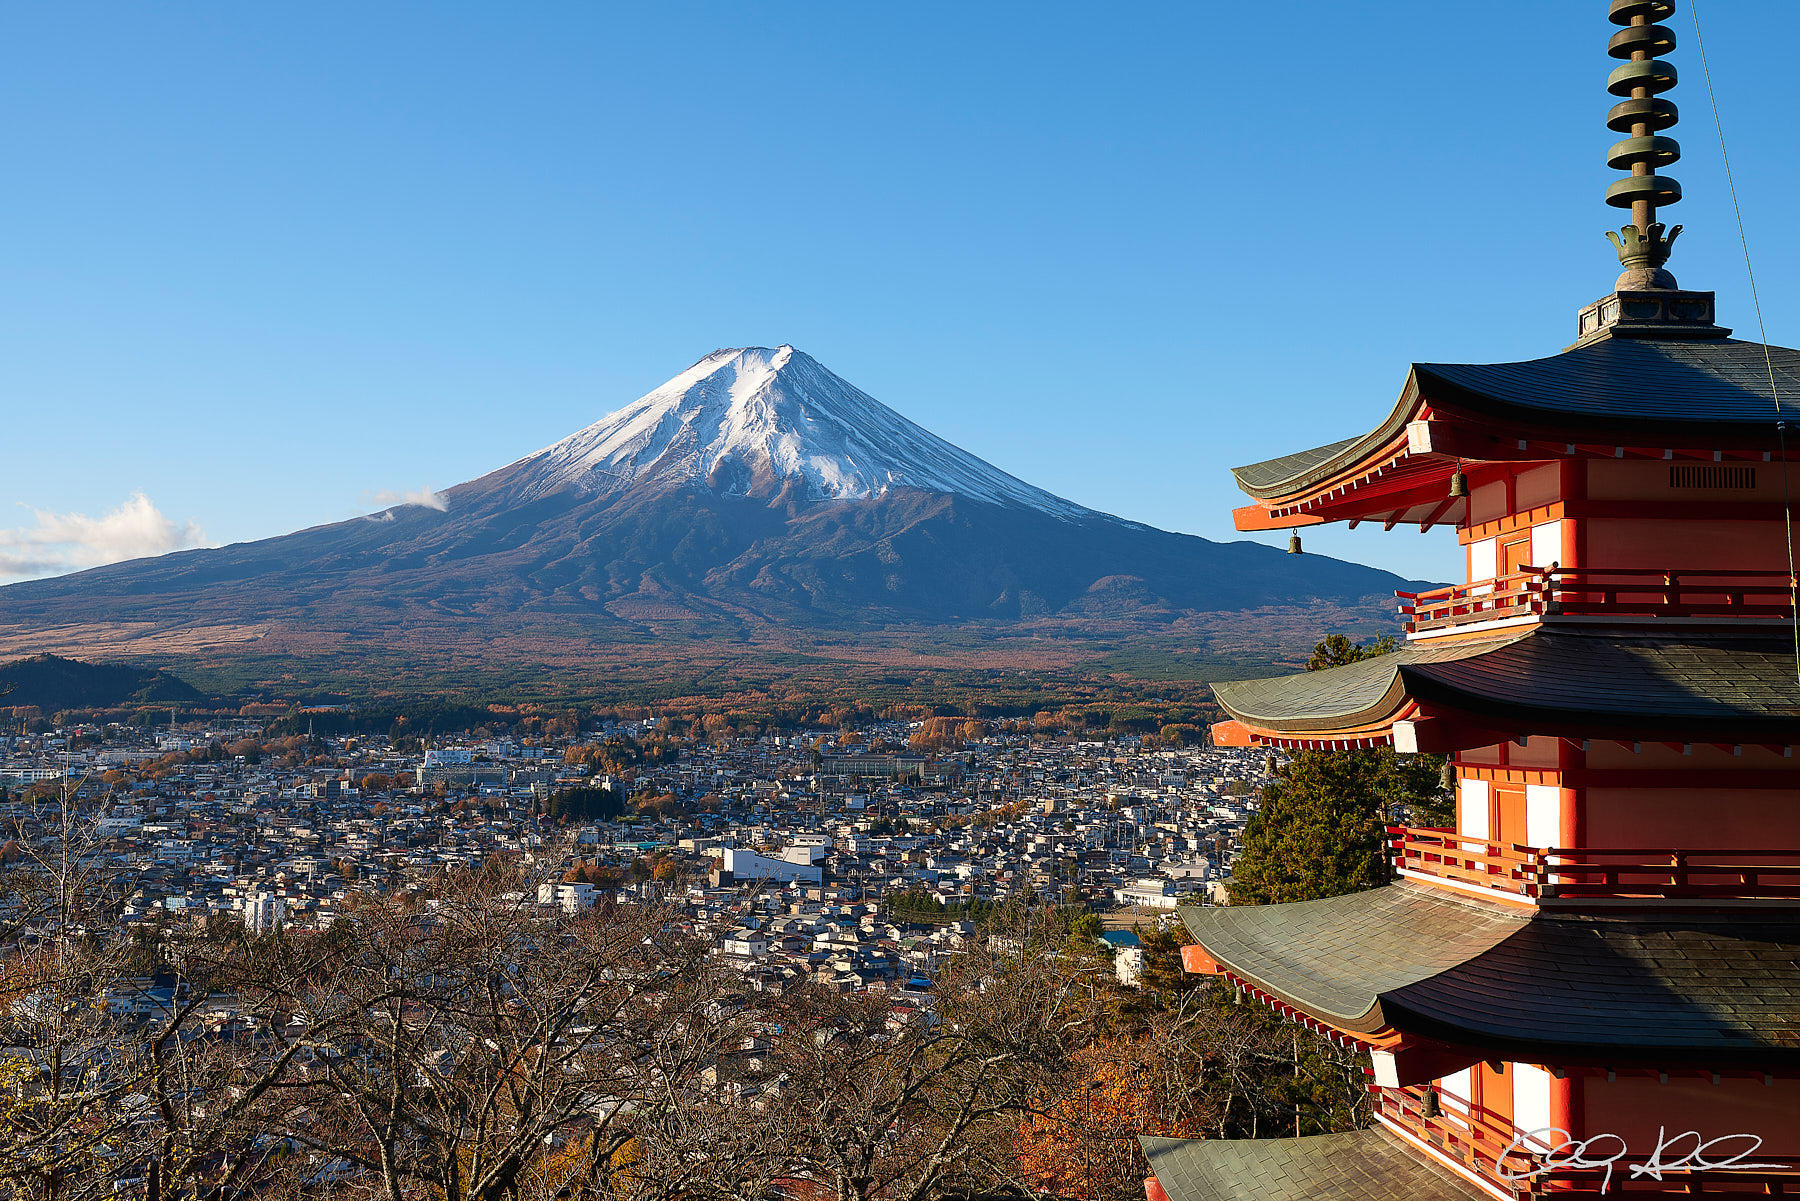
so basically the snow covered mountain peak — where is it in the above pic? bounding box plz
[508,346,1094,517]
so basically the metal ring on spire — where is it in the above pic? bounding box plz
[1607,96,1678,133]
[1604,0,1684,287]
[1606,134,1681,170]
[1605,174,1682,209]
[1608,0,1674,25]
[1607,59,1677,96]
[1608,24,1677,59]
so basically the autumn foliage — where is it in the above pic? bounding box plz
[1014,1041,1207,1201]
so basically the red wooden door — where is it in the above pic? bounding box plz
[1500,535,1533,577]
[1493,786,1528,850]
[1478,1061,1514,1130]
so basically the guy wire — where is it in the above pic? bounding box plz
[1689,0,1799,684]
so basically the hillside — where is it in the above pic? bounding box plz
[0,653,205,711]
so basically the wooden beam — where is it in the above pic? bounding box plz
[1416,496,1461,532]
[1231,505,1326,532]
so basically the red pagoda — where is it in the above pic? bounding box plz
[1142,3,1800,1198]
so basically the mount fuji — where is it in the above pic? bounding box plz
[0,346,1417,664]
[499,345,1092,517]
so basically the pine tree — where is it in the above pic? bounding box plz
[1228,634,1446,905]
[1229,749,1441,905]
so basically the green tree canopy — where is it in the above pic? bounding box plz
[1069,912,1105,942]
[1304,633,1398,672]
[1229,747,1444,905]
[1228,633,1447,906]
[545,784,625,823]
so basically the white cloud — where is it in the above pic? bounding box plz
[0,492,206,583]
[363,486,448,514]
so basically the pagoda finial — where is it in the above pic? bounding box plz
[1604,0,1684,289]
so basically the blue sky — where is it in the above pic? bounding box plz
[2,1,1795,584]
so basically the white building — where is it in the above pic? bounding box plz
[0,766,62,785]
[244,892,286,934]
[96,809,144,836]
[422,748,473,768]
[720,847,823,885]
[537,882,597,913]
[1111,877,1201,910]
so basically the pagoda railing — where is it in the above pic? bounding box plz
[1378,1083,1800,1197]
[1398,567,1798,632]
[1388,826,1800,901]
[1378,1081,1534,1195]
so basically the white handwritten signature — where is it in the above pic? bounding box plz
[1496,1128,1781,1193]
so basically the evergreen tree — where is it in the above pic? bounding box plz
[1228,634,1446,906]
[1135,922,1199,1002]
[545,784,625,822]
[1230,749,1443,905]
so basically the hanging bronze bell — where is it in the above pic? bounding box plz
[1288,533,1303,554]
[1449,470,1469,498]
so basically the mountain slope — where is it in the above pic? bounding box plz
[0,346,1421,659]
[470,346,1095,516]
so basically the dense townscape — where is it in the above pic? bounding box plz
[1,713,1263,979]
[0,708,1368,1201]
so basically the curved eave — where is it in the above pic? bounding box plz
[1181,885,1800,1067]
[1231,376,1425,502]
[1211,716,1407,751]
[1211,630,1800,748]
[1179,884,1527,1035]
[1231,338,1800,531]
[1210,636,1523,743]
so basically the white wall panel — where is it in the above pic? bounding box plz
[1525,784,1562,849]
[1459,779,1490,839]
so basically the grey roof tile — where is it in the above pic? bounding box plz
[1182,884,1800,1065]
[1142,1129,1487,1201]
[1232,336,1800,500]
[1212,628,1800,738]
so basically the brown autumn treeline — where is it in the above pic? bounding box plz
[0,837,1360,1201]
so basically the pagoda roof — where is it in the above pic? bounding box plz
[1415,337,1800,430]
[1180,884,1527,1029]
[1211,628,1800,747]
[1229,336,1800,530]
[1180,882,1800,1065]
[1142,1128,1487,1201]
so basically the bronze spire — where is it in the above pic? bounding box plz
[1603,0,1683,289]
[1572,0,1724,345]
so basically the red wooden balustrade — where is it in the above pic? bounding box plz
[1378,1082,1533,1194]
[1377,1083,1800,1197]
[1388,827,1800,901]
[1397,567,1798,632]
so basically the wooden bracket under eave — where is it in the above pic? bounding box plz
[1181,943,1226,976]
[1370,1038,1487,1089]
[1393,715,1522,755]
[1232,504,1326,532]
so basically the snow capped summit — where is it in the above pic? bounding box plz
[507,346,1094,518]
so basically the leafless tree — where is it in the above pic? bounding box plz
[742,907,1098,1201]
[0,768,156,1201]
[231,870,744,1201]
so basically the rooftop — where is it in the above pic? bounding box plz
[1142,1129,1487,1201]
[1211,627,1800,749]
[1181,882,1800,1066]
